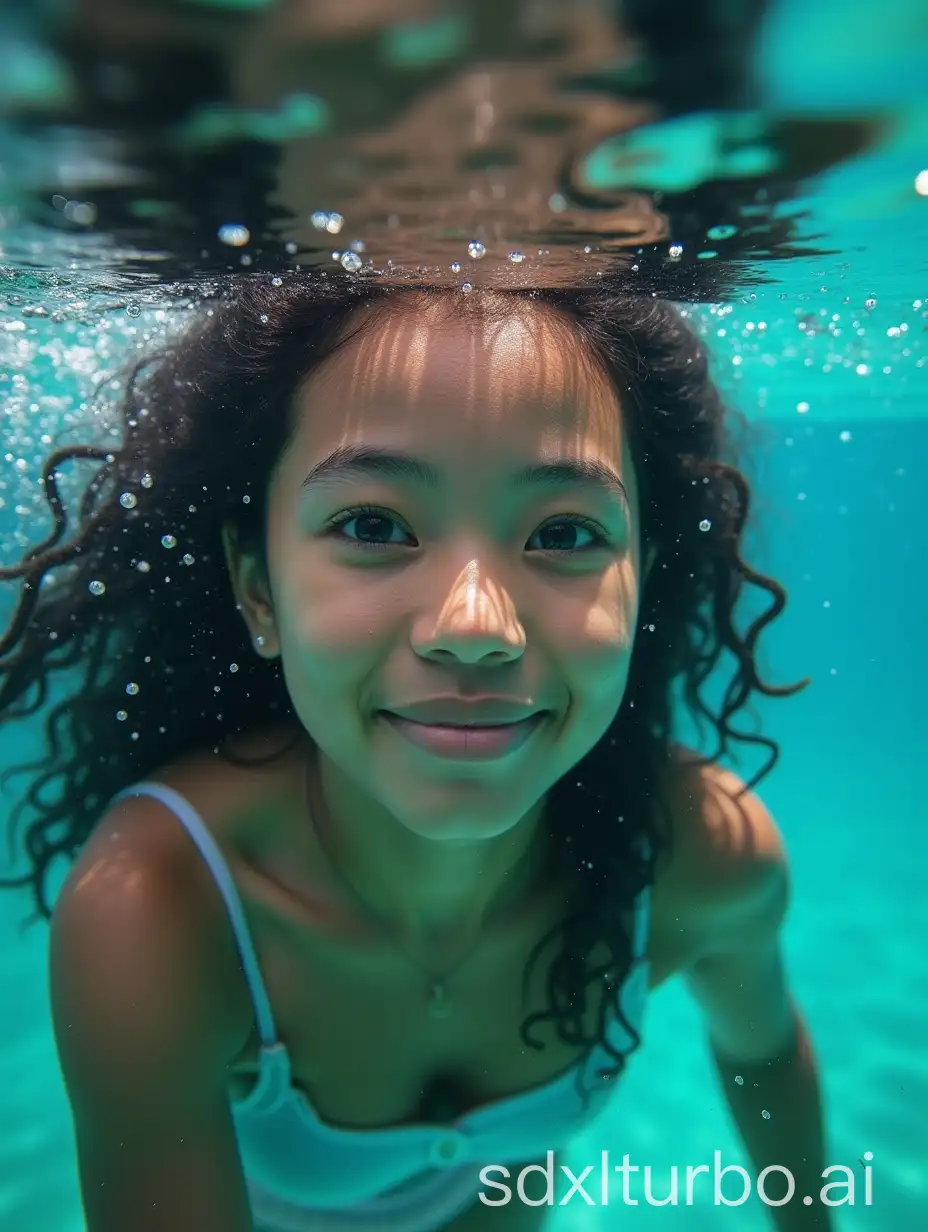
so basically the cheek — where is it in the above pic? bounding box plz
[551,565,640,698]
[552,562,640,656]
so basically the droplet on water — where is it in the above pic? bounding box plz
[467,241,486,259]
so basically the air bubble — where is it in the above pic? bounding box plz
[450,262,461,273]
[161,534,177,549]
[218,223,250,247]
[230,663,239,673]
[735,1075,744,1085]
[467,241,486,259]
[796,401,810,414]
[340,251,362,272]
[864,297,877,309]
[135,560,150,572]
[116,710,128,722]
[125,683,139,696]
[761,1110,771,1120]
[183,553,195,565]
[119,492,137,509]
[88,580,106,596]
[126,304,141,319]
[140,473,154,489]
[668,244,683,259]
[699,519,712,532]
[461,282,473,294]
[507,251,525,264]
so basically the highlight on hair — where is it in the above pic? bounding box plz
[0,271,808,1102]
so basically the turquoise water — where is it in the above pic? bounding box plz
[2,1,928,1228]
[2,287,925,1230]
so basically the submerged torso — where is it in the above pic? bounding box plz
[102,723,701,1226]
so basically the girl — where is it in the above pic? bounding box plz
[0,276,828,1230]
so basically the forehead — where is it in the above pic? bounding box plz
[291,296,627,466]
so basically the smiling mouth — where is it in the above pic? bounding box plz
[379,711,546,760]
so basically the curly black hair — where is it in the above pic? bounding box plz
[0,271,807,1105]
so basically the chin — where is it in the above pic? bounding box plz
[383,783,537,842]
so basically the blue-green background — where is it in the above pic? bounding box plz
[1,0,927,1221]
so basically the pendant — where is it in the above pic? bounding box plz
[427,982,450,1019]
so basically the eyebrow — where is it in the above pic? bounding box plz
[301,444,629,509]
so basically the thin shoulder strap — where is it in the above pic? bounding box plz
[633,884,652,961]
[632,834,654,961]
[110,781,278,1048]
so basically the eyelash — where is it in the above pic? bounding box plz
[323,504,611,554]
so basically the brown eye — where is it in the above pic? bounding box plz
[528,517,606,552]
[326,506,417,548]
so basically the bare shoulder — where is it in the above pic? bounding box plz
[664,747,786,878]
[649,747,790,971]
[50,723,308,1051]
[51,786,251,1063]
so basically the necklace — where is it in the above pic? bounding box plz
[302,756,542,1020]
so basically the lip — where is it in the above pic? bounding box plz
[385,697,542,726]
[380,711,546,761]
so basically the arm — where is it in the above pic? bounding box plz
[682,783,831,1231]
[49,799,254,1232]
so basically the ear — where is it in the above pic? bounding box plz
[220,524,279,658]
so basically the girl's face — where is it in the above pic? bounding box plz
[231,297,649,842]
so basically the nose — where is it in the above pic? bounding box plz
[411,559,526,666]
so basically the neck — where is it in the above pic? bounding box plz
[305,748,552,952]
